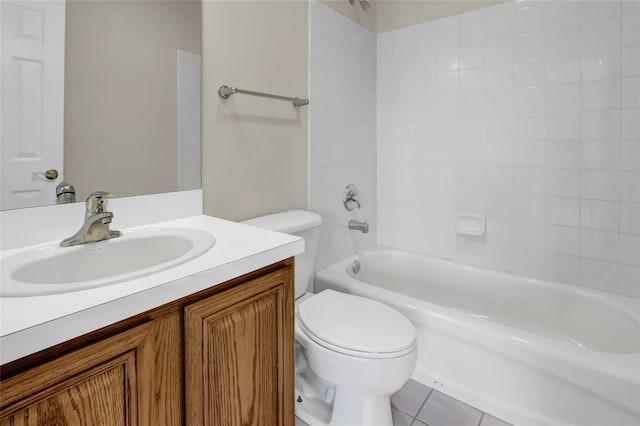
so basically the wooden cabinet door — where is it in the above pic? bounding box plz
[0,315,182,426]
[185,266,294,426]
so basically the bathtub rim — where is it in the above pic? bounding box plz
[314,246,640,386]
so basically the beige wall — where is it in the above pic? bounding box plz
[64,1,201,200]
[202,1,309,221]
[321,0,506,33]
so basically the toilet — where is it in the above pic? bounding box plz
[243,210,417,426]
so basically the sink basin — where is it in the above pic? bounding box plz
[1,227,215,297]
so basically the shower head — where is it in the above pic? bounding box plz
[348,0,370,11]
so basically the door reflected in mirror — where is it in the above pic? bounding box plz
[1,0,202,210]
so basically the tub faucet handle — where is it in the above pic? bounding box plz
[343,184,361,211]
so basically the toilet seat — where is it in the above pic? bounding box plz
[297,290,416,359]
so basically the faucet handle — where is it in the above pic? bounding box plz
[343,184,361,211]
[86,191,113,214]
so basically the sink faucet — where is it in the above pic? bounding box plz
[348,220,369,234]
[60,191,122,247]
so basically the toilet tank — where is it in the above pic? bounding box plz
[242,210,322,299]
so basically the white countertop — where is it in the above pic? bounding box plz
[0,214,304,364]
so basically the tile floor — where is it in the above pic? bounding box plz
[295,379,512,426]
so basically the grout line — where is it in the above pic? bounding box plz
[410,388,433,425]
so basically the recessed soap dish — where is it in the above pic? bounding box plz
[456,213,485,236]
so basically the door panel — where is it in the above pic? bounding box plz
[1,1,65,209]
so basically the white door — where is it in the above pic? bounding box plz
[1,0,65,210]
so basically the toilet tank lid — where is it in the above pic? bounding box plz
[242,210,322,234]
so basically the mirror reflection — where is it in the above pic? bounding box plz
[1,0,202,211]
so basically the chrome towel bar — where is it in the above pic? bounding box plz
[218,85,309,107]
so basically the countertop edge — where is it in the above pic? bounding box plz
[1,224,304,365]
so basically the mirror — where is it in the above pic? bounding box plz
[1,0,202,210]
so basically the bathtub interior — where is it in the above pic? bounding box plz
[314,248,640,426]
[343,249,640,354]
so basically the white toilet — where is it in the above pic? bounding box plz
[243,210,417,426]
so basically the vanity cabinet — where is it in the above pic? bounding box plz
[0,259,294,426]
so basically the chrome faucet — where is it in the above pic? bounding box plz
[348,220,369,234]
[60,191,122,247]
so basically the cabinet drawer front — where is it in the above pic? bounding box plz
[185,266,294,426]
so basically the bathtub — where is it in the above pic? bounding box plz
[314,247,640,426]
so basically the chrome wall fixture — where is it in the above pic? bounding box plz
[218,85,309,107]
[348,0,370,11]
[343,184,361,211]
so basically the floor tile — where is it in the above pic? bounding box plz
[391,407,413,426]
[480,413,513,426]
[390,379,432,417]
[416,391,483,426]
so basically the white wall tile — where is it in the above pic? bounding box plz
[547,1,581,29]
[582,48,622,81]
[620,233,640,265]
[581,170,621,201]
[515,113,546,140]
[373,0,635,296]
[546,169,580,197]
[622,77,640,108]
[582,1,622,22]
[547,25,581,58]
[311,2,377,270]
[547,83,581,111]
[581,229,620,262]
[621,141,640,171]
[581,110,621,140]
[544,252,580,284]
[620,202,640,234]
[581,141,621,170]
[486,37,515,64]
[515,0,546,36]
[516,87,546,113]
[618,265,640,297]
[582,17,622,52]
[548,55,582,84]
[486,3,514,40]
[515,60,546,87]
[545,197,580,226]
[516,33,546,62]
[582,79,621,110]
[545,225,580,255]
[622,46,640,77]
[546,141,581,169]
[622,12,640,45]
[621,109,640,139]
[579,258,619,292]
[581,200,620,231]
[546,111,581,140]
[515,140,546,168]
[621,171,640,202]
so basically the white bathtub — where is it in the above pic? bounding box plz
[314,247,640,426]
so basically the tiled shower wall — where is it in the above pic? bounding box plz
[309,0,377,271]
[377,1,640,296]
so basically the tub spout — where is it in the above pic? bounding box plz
[348,220,369,233]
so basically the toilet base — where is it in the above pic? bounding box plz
[294,385,393,426]
[331,387,392,426]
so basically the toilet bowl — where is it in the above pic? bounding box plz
[243,210,417,426]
